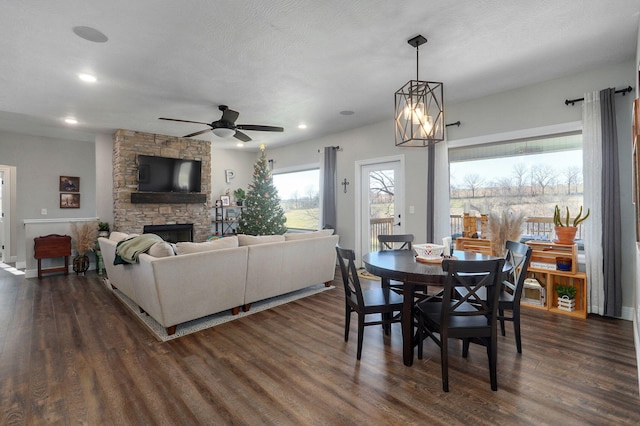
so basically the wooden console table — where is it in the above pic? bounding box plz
[34,234,72,278]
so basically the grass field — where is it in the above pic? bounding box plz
[284,208,319,230]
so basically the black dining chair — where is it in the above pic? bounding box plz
[377,234,415,293]
[497,240,533,353]
[415,257,505,392]
[336,245,404,360]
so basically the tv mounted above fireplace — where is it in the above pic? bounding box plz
[137,155,202,193]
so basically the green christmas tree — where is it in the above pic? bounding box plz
[237,147,287,235]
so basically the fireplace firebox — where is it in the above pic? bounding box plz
[143,224,194,243]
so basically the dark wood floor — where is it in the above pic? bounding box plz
[0,266,638,425]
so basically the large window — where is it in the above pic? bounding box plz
[273,168,320,230]
[449,132,584,239]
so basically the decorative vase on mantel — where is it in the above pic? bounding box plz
[554,226,578,245]
[73,254,89,275]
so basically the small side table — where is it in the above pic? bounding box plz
[34,234,72,278]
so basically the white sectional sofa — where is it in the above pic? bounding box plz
[98,230,339,335]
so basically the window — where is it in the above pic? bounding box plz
[449,132,584,240]
[273,168,320,230]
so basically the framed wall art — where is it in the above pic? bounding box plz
[220,195,230,207]
[60,176,79,192]
[60,193,80,208]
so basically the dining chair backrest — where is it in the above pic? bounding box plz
[440,258,505,328]
[378,234,414,251]
[335,245,366,308]
[503,240,533,299]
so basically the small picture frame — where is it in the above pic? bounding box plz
[60,193,80,208]
[220,195,230,206]
[59,176,79,192]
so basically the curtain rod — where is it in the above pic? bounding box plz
[564,86,633,106]
[317,146,342,153]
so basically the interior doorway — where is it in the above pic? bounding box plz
[0,165,13,264]
[355,156,404,264]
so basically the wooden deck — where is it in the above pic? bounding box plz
[0,266,638,425]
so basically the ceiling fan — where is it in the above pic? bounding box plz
[159,105,284,142]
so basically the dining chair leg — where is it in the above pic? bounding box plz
[344,303,351,342]
[513,307,522,354]
[357,314,365,360]
[498,308,506,336]
[462,338,470,358]
[417,315,424,359]
[441,338,449,392]
[488,336,498,391]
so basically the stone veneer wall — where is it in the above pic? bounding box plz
[113,129,211,242]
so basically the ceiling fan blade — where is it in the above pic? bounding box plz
[236,124,284,132]
[221,108,240,124]
[234,131,252,142]
[159,117,211,126]
[183,129,212,138]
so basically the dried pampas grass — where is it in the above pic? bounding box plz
[487,211,525,257]
[71,221,99,255]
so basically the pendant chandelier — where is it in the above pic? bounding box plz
[395,35,444,147]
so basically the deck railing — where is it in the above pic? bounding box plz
[369,215,583,250]
[449,215,584,241]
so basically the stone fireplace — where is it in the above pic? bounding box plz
[112,130,211,242]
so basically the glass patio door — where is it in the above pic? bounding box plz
[359,160,403,256]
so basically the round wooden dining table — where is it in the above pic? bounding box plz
[362,249,497,366]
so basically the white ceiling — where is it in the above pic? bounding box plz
[1,1,640,150]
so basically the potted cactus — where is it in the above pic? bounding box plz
[553,205,590,244]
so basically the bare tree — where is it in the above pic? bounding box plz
[530,164,557,196]
[495,177,513,195]
[512,163,528,196]
[463,173,484,198]
[562,166,582,194]
[369,170,395,197]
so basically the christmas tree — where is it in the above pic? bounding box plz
[237,146,287,235]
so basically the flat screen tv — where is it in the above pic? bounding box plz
[137,155,202,193]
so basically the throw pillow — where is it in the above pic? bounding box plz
[175,235,239,255]
[284,229,334,241]
[147,241,175,257]
[237,234,286,246]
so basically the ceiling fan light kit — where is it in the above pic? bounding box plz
[395,34,445,147]
[159,105,283,143]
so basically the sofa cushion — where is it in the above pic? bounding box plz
[175,235,239,255]
[109,231,130,242]
[237,234,286,246]
[284,229,334,241]
[147,241,175,257]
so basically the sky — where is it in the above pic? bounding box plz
[272,169,319,199]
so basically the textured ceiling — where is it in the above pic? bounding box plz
[1,1,639,149]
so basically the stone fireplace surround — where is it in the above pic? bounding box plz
[113,130,212,242]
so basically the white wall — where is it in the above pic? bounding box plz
[210,146,258,204]
[95,133,114,226]
[0,130,97,267]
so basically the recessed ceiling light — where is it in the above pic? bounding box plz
[340,110,355,116]
[236,143,244,147]
[72,26,108,43]
[65,118,78,125]
[298,124,307,129]
[78,73,97,83]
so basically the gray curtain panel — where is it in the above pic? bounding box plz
[600,88,622,317]
[322,146,337,229]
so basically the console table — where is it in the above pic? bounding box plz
[34,234,72,278]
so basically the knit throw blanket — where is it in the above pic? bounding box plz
[114,234,164,265]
